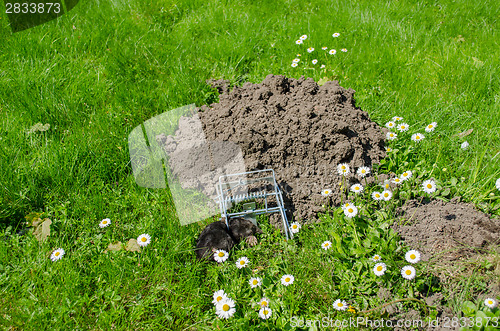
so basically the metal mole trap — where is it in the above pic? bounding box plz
[215,169,293,239]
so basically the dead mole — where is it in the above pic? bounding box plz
[195,217,263,262]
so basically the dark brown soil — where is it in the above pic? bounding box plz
[392,198,500,261]
[189,75,386,221]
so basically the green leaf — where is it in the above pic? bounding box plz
[461,301,476,316]
[450,177,458,186]
[441,188,451,197]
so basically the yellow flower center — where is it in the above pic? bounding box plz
[103,221,107,224]
[384,193,389,197]
[410,254,416,259]
[377,266,383,271]
[416,135,420,139]
[337,302,343,307]
[325,191,329,194]
[405,270,412,275]
[429,125,433,128]
[292,225,297,229]
[240,260,245,265]
[348,208,353,213]
[387,148,392,151]
[253,280,258,285]
[217,296,222,301]
[375,194,380,198]
[341,165,345,169]
[218,252,224,257]
[488,300,493,305]
[141,237,147,242]
[263,309,269,315]
[361,170,365,173]
[223,304,230,311]
[55,252,60,256]
[285,277,290,282]
[261,301,268,307]
[401,126,406,129]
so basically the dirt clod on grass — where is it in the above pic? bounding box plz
[195,75,386,221]
[392,198,500,261]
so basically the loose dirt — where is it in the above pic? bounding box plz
[392,198,500,261]
[195,74,386,221]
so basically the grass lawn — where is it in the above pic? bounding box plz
[0,0,499,329]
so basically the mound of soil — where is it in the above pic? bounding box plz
[392,198,500,261]
[203,75,387,221]
[159,75,386,222]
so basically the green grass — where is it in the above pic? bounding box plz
[0,0,499,329]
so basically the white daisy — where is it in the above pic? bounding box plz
[236,257,250,269]
[99,218,111,228]
[373,263,387,276]
[312,59,318,64]
[321,189,332,197]
[137,233,151,247]
[391,177,403,185]
[296,40,303,45]
[422,179,437,194]
[300,34,307,40]
[405,250,421,264]
[341,48,347,52]
[397,123,409,132]
[214,249,229,263]
[385,147,393,152]
[215,298,236,319]
[425,122,437,132]
[372,191,382,201]
[307,47,314,53]
[292,58,300,63]
[337,163,350,176]
[342,202,353,210]
[281,274,295,286]
[212,290,227,305]
[401,266,416,280]
[411,133,425,143]
[484,298,498,309]
[381,190,392,201]
[333,299,348,311]
[385,121,396,129]
[329,49,337,55]
[249,277,262,288]
[382,180,391,190]
[386,131,397,140]
[50,248,65,262]
[291,63,298,68]
[461,141,469,150]
[259,307,272,319]
[400,170,413,181]
[259,297,270,307]
[496,178,500,191]
[321,241,332,250]
[392,116,403,121]
[350,183,364,194]
[320,64,326,69]
[343,205,358,218]
[357,166,371,178]
[322,46,328,50]
[290,222,301,234]
[372,254,382,262]
[332,33,340,37]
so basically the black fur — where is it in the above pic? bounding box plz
[195,218,263,262]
